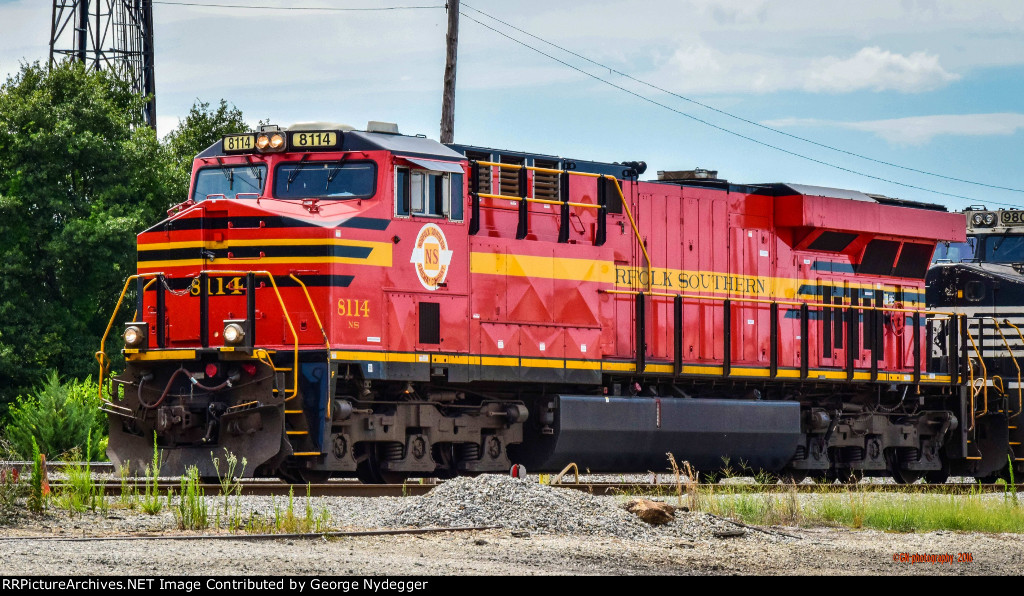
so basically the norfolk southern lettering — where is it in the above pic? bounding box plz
[615,267,767,295]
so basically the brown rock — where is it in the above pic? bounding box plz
[624,498,676,525]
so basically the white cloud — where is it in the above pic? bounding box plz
[657,43,958,94]
[763,113,1024,145]
[803,47,959,93]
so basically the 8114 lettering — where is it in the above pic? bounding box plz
[189,276,246,296]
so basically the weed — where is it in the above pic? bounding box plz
[241,485,333,535]
[27,437,46,514]
[174,466,209,531]
[1006,455,1018,507]
[211,449,247,521]
[0,465,25,522]
[140,433,163,515]
[54,433,106,514]
[117,460,136,510]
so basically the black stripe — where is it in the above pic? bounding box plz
[143,214,390,234]
[338,217,390,230]
[143,215,319,234]
[138,244,374,263]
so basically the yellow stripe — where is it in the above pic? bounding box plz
[127,350,198,361]
[470,252,922,304]
[521,357,566,369]
[323,350,951,383]
[470,252,615,283]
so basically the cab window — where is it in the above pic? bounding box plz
[274,161,376,200]
[192,165,267,202]
[395,167,463,221]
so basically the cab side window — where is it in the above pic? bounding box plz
[395,167,463,222]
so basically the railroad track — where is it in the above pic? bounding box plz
[5,461,1021,497]
[39,480,1024,498]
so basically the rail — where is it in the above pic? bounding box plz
[469,160,653,290]
[97,269,330,403]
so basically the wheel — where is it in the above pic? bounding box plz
[887,451,924,484]
[355,445,410,485]
[924,457,950,484]
[296,469,333,484]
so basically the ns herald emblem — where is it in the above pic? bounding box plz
[410,223,453,290]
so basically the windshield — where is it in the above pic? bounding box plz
[192,165,267,201]
[274,161,376,200]
[984,235,1024,263]
[932,239,977,263]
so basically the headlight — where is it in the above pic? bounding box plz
[984,213,996,225]
[973,213,984,225]
[123,324,145,347]
[256,132,286,153]
[223,322,245,345]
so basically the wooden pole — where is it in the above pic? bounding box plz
[440,0,459,144]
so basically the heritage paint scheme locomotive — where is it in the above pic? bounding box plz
[927,206,1024,481]
[99,121,987,483]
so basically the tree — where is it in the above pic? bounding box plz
[0,61,173,407]
[163,99,248,200]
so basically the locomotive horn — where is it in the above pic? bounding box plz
[621,160,647,176]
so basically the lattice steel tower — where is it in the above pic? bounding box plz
[49,0,156,129]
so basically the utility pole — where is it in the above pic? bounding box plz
[440,0,459,144]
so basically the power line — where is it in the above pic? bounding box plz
[152,1,443,11]
[461,4,1024,201]
[458,12,988,203]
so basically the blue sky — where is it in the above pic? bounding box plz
[1,0,1022,211]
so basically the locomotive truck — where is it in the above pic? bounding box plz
[97,121,991,483]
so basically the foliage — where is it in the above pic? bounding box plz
[0,60,173,406]
[162,99,248,200]
[0,60,248,415]
[4,371,106,460]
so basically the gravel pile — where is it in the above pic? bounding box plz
[385,475,655,539]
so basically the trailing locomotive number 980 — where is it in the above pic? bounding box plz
[338,299,370,318]
[1002,211,1024,225]
[189,276,246,296]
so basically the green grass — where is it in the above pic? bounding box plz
[702,487,1024,533]
[173,466,208,531]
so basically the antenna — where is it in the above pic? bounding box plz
[49,0,156,129]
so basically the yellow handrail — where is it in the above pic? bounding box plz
[95,272,165,401]
[472,160,652,291]
[608,176,653,291]
[289,274,331,351]
[96,269,310,403]
[998,319,1024,418]
[987,319,1019,417]
[965,329,988,419]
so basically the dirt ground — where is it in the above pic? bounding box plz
[1,523,1021,575]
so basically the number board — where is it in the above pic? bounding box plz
[288,131,342,151]
[223,134,255,153]
[1001,211,1024,225]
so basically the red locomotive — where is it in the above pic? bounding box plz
[99,121,989,483]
